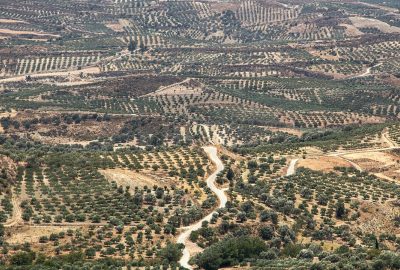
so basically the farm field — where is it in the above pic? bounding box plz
[0,0,400,269]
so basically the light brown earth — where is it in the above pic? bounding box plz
[99,168,171,189]
[349,16,400,33]
[265,126,304,137]
[0,28,59,37]
[6,226,75,244]
[145,78,205,97]
[0,19,27,24]
[298,156,351,172]
[340,23,364,36]
[105,22,125,32]
[358,201,400,235]
[0,67,100,83]
[342,151,399,171]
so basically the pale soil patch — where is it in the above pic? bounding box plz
[6,226,74,244]
[30,132,95,146]
[340,23,364,36]
[383,75,400,87]
[4,195,24,227]
[302,146,325,156]
[341,150,400,181]
[264,126,304,137]
[307,49,340,61]
[100,168,170,189]
[0,109,17,118]
[298,156,351,172]
[48,80,97,87]
[0,66,100,83]
[288,23,308,34]
[357,2,399,13]
[349,16,400,33]
[0,19,27,24]
[105,22,125,32]
[209,2,241,13]
[180,126,186,142]
[342,151,399,169]
[382,128,398,148]
[146,78,204,96]
[358,201,400,235]
[0,28,60,37]
[0,155,17,181]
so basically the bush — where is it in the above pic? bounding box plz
[195,236,267,270]
[158,243,183,263]
[10,251,36,265]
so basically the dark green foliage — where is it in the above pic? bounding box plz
[194,236,267,270]
[158,243,183,263]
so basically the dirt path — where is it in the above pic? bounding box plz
[4,195,23,227]
[381,128,398,148]
[286,159,299,176]
[327,133,400,175]
[177,146,225,270]
[349,63,382,79]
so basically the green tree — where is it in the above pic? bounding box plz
[158,243,183,263]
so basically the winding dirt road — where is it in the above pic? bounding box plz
[177,146,225,270]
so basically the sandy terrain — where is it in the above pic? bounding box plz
[265,126,304,137]
[357,2,399,13]
[342,151,398,169]
[298,156,351,172]
[349,16,400,34]
[340,23,364,36]
[0,19,27,24]
[0,66,101,83]
[30,132,95,146]
[146,78,204,97]
[0,28,60,37]
[286,159,299,176]
[4,195,23,227]
[6,226,75,244]
[100,168,170,190]
[358,201,400,235]
[209,2,241,13]
[106,22,125,32]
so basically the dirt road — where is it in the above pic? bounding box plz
[350,63,382,79]
[4,195,23,227]
[286,159,299,176]
[177,146,225,270]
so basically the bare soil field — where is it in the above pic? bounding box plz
[0,67,101,83]
[349,16,400,33]
[340,23,364,36]
[5,226,75,245]
[0,28,59,37]
[106,22,125,32]
[358,201,400,235]
[342,151,399,171]
[99,168,171,190]
[145,78,205,97]
[0,19,27,24]
[298,156,351,172]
